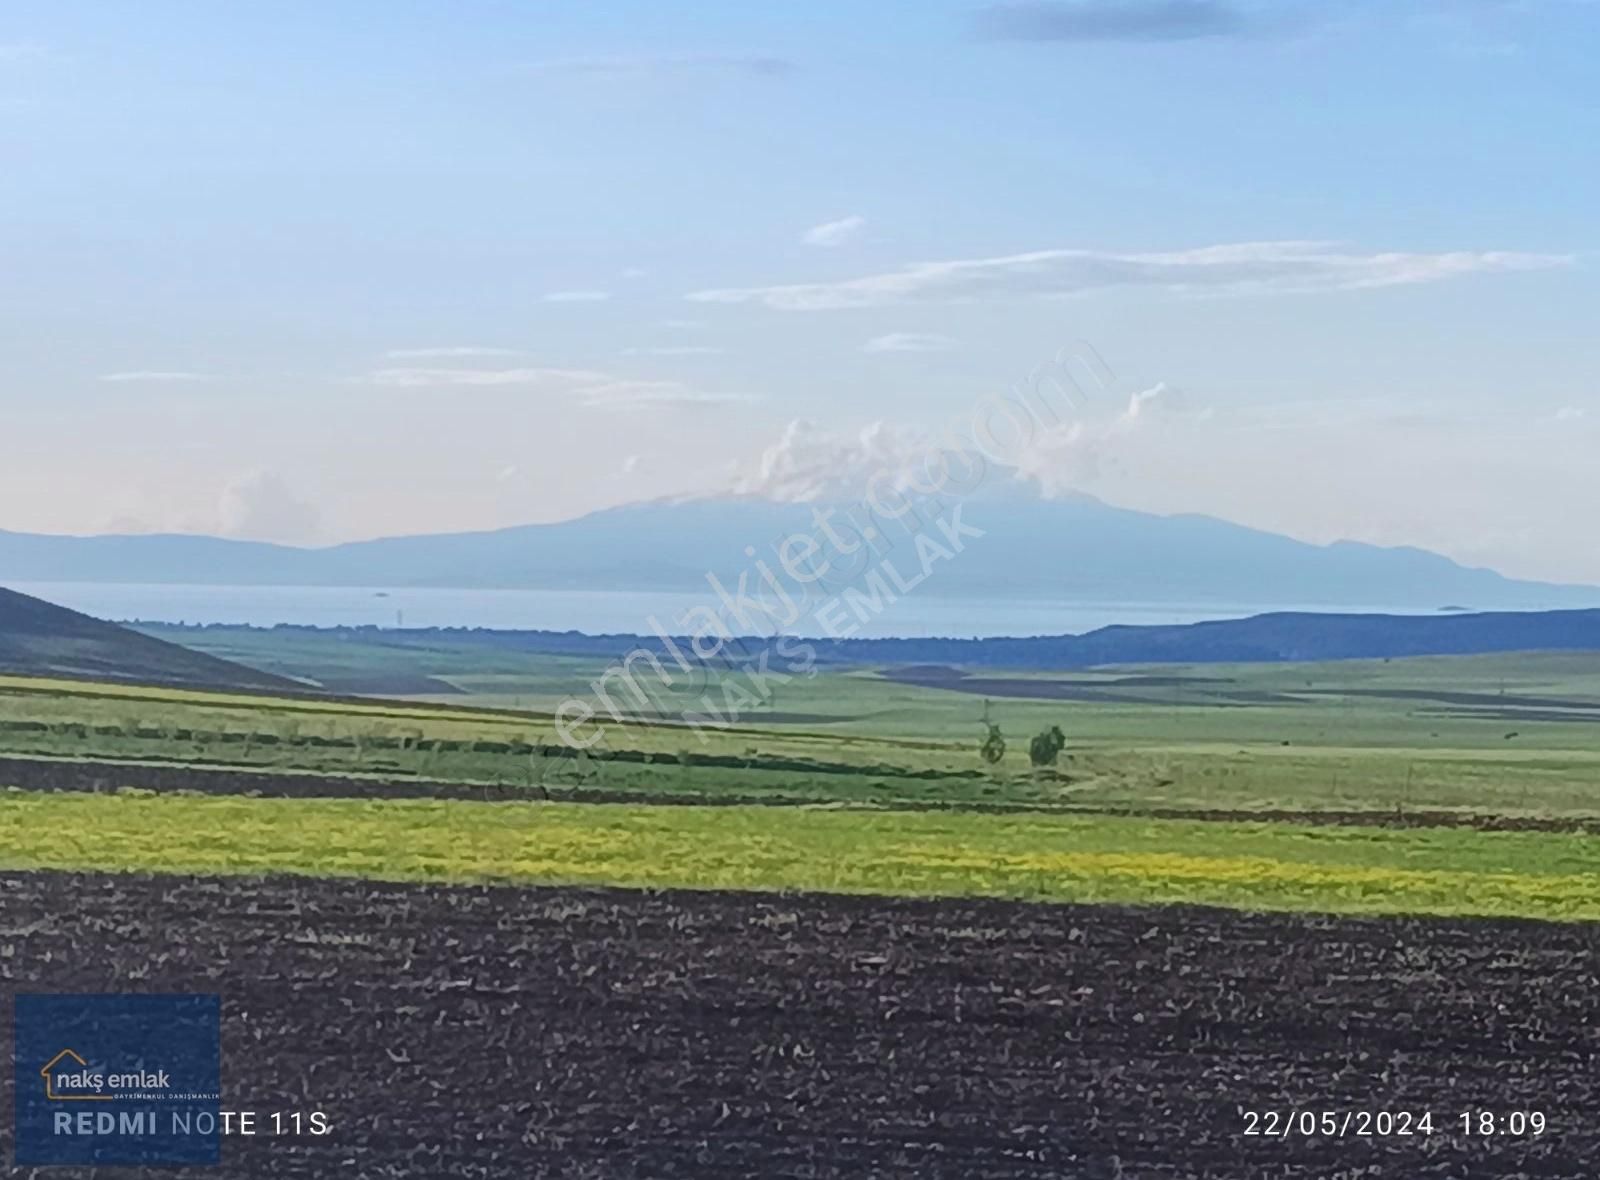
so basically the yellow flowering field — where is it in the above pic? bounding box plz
[3,789,1599,921]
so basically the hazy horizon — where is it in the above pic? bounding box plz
[5,1,1598,583]
[4,479,1600,598]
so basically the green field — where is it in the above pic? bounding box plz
[6,790,1600,921]
[12,627,1600,817]
[3,626,1600,922]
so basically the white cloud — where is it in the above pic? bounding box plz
[1013,382,1195,495]
[690,241,1571,310]
[580,384,758,409]
[543,290,612,303]
[367,366,609,389]
[731,419,953,502]
[802,215,868,248]
[623,345,727,357]
[730,383,1190,503]
[1122,380,1184,421]
[218,470,319,545]
[362,365,755,410]
[863,332,958,353]
[98,370,212,383]
[385,346,520,359]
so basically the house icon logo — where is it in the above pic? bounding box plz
[40,1049,112,1102]
[15,993,221,1165]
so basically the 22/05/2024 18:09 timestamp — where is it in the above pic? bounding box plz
[1243,1110,1547,1139]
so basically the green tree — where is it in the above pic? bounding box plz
[1029,725,1066,769]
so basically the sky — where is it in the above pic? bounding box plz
[3,1,1598,582]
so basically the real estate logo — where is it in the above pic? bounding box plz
[13,994,221,1165]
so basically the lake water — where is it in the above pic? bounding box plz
[11,581,1432,640]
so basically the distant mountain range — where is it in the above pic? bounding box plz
[3,491,1596,613]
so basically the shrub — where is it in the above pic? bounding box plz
[1029,725,1066,769]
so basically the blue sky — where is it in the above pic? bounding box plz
[3,1,1598,580]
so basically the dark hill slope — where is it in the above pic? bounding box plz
[145,608,1600,672]
[824,608,1600,667]
[0,585,304,691]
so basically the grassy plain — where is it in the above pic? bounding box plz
[4,628,1600,922]
[9,633,1600,816]
[5,790,1599,920]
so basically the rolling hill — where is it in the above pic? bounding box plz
[821,607,1600,667]
[0,585,304,691]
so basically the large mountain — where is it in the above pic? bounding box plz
[1,492,1595,611]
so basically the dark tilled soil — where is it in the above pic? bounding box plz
[1302,688,1600,712]
[8,755,1600,834]
[879,669,1294,707]
[2,873,1597,1178]
[1422,708,1600,724]
[0,754,984,811]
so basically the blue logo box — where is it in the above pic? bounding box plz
[13,994,221,1166]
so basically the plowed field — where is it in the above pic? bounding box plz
[2,872,1595,1178]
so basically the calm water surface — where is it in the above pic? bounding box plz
[12,581,1434,640]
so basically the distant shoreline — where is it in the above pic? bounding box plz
[131,607,1600,670]
[13,580,1459,642]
